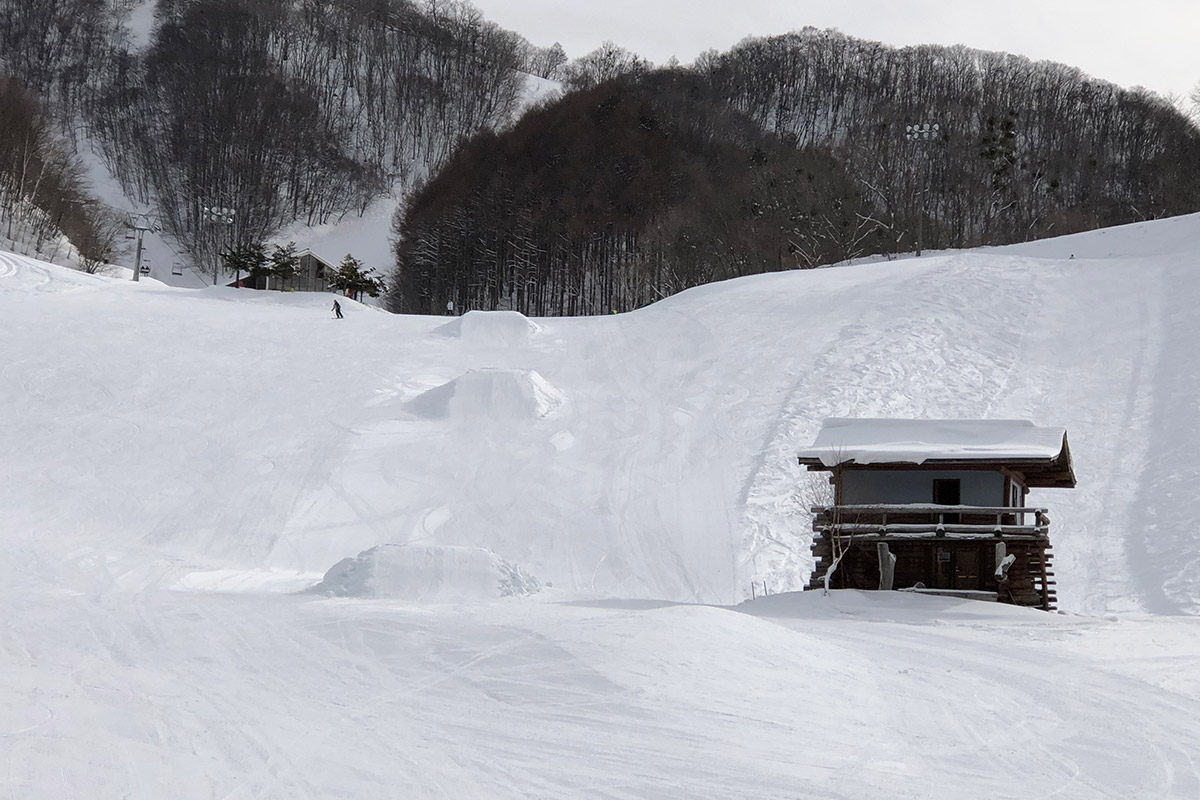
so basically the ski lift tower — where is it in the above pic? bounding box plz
[127,213,159,282]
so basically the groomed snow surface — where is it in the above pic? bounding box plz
[4,216,1200,797]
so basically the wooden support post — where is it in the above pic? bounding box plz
[994,542,1016,580]
[877,542,896,590]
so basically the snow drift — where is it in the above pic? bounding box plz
[313,544,542,600]
[434,309,542,346]
[406,367,566,421]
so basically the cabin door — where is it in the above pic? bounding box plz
[931,545,986,590]
[954,547,981,589]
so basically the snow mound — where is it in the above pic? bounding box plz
[407,368,565,420]
[434,310,542,346]
[312,544,542,601]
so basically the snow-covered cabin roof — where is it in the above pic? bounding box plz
[797,418,1075,488]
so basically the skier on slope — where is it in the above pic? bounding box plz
[332,299,343,319]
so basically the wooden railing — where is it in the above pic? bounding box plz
[811,504,1050,540]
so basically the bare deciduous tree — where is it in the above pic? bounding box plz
[562,41,651,91]
[75,205,126,274]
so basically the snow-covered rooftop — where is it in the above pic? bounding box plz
[798,418,1070,471]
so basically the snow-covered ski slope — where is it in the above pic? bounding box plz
[3,216,1200,798]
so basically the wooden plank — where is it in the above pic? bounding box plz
[899,588,999,601]
[813,504,1048,515]
[830,522,1045,533]
[823,528,1046,541]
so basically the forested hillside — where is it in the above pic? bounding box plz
[390,72,873,315]
[390,29,1200,316]
[3,2,1197,304]
[0,0,544,271]
[0,0,127,267]
[705,30,1200,246]
[0,77,121,271]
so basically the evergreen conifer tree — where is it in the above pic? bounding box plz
[331,254,386,301]
[221,242,267,286]
[269,242,300,288]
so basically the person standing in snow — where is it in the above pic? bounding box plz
[332,299,343,319]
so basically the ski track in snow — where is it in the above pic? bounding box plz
[1131,259,1200,614]
[735,254,1038,596]
[5,218,1200,797]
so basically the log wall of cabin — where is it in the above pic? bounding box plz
[822,539,996,592]
[810,536,1055,609]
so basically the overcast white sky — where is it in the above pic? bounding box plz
[471,0,1199,100]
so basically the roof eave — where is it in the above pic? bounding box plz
[798,452,1076,488]
[797,428,1077,489]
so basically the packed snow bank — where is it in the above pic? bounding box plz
[172,569,322,594]
[406,367,566,420]
[312,544,542,600]
[434,309,542,346]
[0,250,114,294]
[739,588,1053,624]
[994,211,1200,261]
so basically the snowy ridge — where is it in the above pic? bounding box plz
[3,219,1199,608]
[3,219,1200,609]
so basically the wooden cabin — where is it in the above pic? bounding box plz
[797,418,1076,610]
[233,249,335,292]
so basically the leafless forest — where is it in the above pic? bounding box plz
[1,3,1197,313]
[1,0,533,269]
[390,29,1200,315]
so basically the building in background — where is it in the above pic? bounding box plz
[233,249,334,292]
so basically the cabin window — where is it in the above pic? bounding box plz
[932,479,961,506]
[933,478,961,524]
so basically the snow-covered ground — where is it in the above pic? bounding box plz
[4,215,1200,797]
